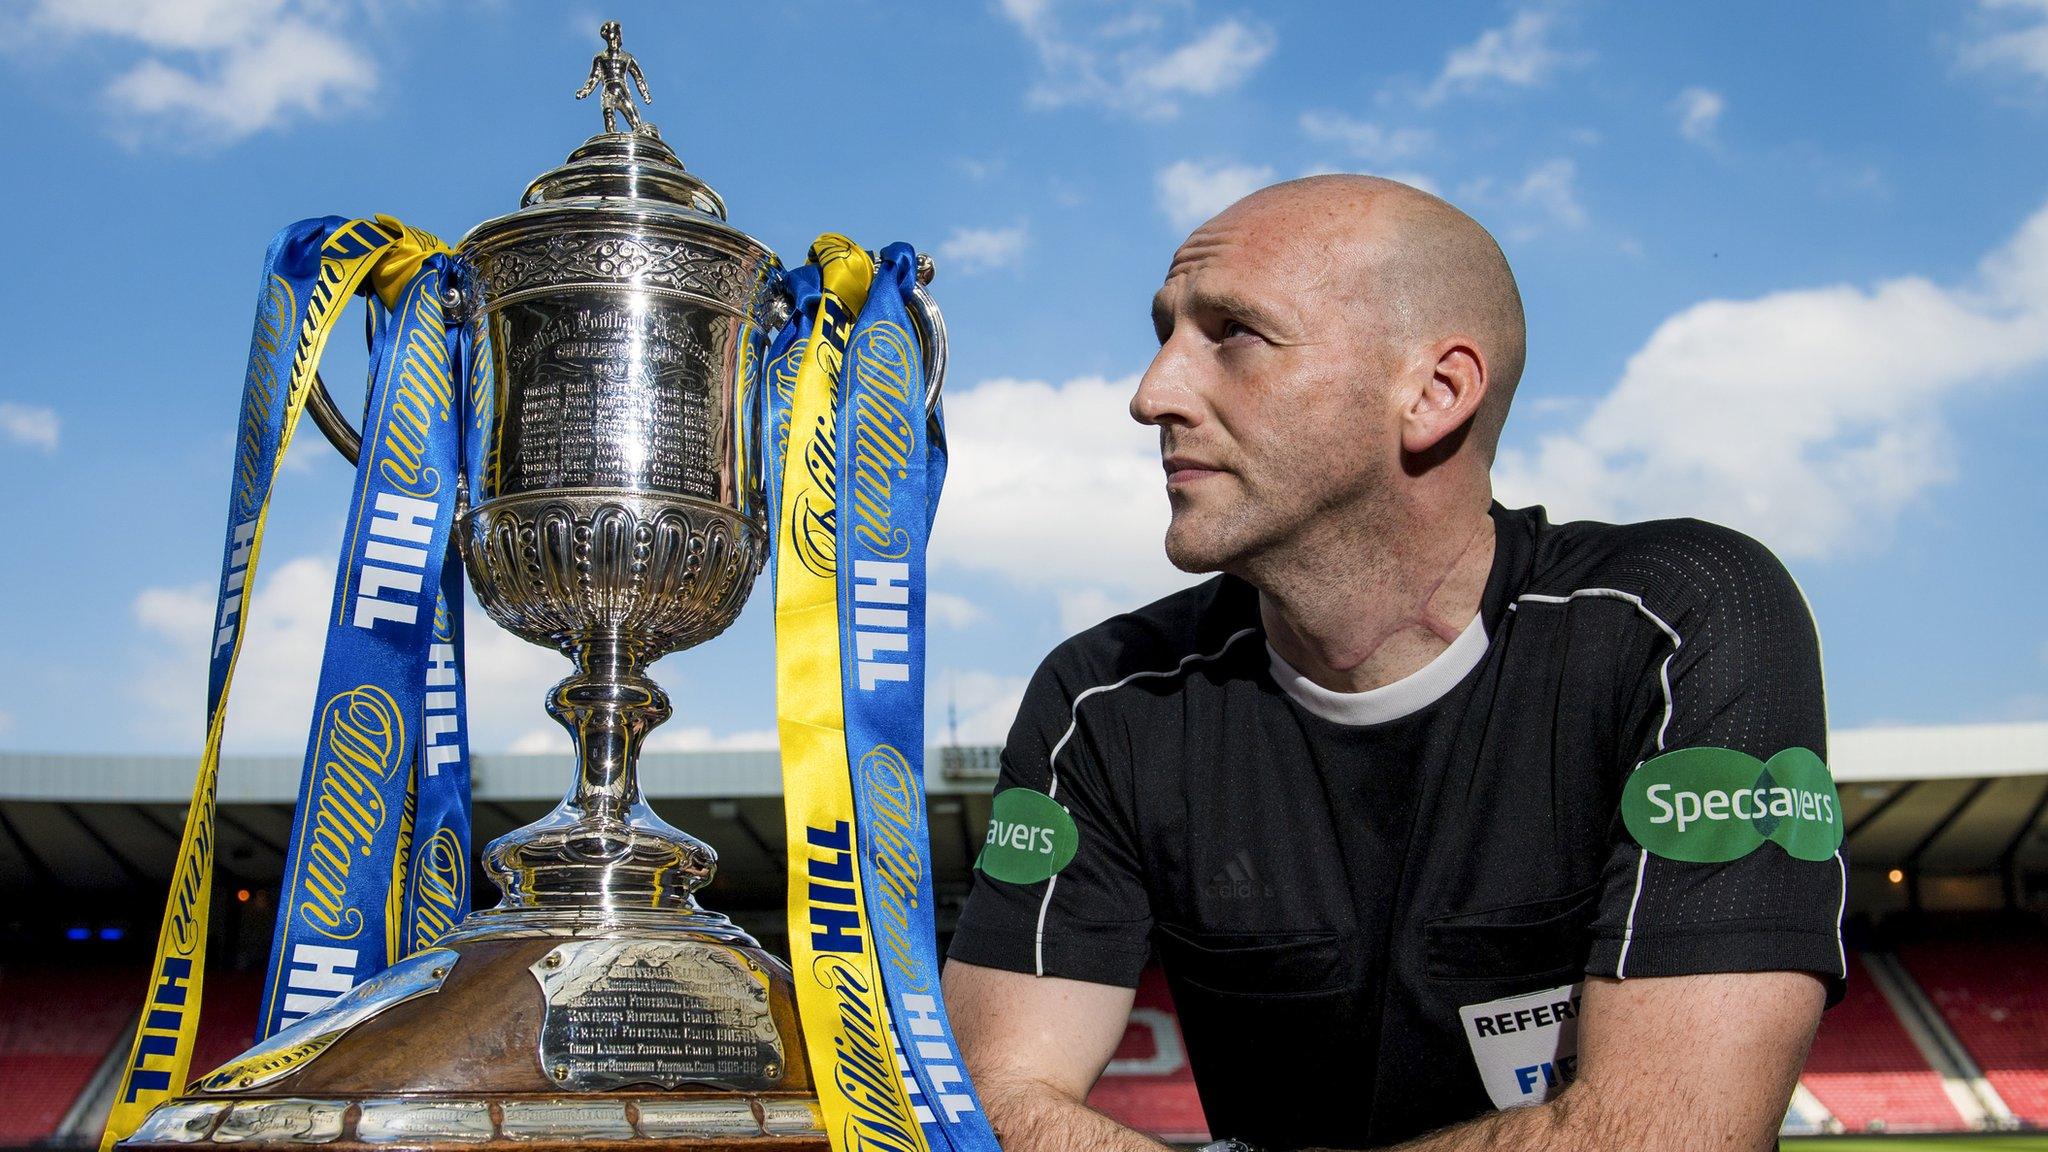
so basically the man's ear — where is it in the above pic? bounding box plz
[1400,338,1489,457]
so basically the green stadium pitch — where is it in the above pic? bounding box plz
[1777,1131,2048,1139]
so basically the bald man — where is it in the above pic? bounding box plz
[941,176,1843,1151]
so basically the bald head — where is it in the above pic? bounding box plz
[1205,174,1527,458]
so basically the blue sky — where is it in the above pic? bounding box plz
[1,0,2046,758]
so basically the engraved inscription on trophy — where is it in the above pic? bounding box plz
[211,1101,346,1145]
[494,299,726,500]
[496,1100,636,1142]
[531,940,783,1091]
[130,1103,226,1145]
[354,1101,495,1146]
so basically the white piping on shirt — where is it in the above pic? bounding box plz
[1033,626,1261,976]
[1510,589,1682,979]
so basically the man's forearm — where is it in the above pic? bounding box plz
[979,1075,1172,1152]
[1356,1074,1772,1152]
[1378,1089,1587,1151]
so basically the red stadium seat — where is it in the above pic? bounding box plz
[1800,951,1965,1133]
[186,970,263,1085]
[0,966,136,1142]
[1899,936,2048,1126]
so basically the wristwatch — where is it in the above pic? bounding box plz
[1197,1141,1260,1152]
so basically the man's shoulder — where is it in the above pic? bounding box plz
[1515,509,1808,631]
[1033,575,1260,698]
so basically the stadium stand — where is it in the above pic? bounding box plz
[1799,951,1965,1132]
[186,970,263,1087]
[1900,934,2048,1126]
[3,729,2044,1147]
[0,965,133,1143]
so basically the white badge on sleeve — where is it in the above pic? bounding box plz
[1457,982,1583,1110]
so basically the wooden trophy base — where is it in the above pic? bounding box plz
[118,932,831,1150]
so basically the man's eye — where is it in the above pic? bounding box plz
[1220,319,1259,343]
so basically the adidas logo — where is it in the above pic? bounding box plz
[1205,850,1277,900]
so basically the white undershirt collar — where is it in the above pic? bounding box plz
[1267,612,1490,727]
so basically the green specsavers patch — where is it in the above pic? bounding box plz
[975,788,1079,884]
[1621,746,1842,863]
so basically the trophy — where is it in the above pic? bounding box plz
[121,23,945,1151]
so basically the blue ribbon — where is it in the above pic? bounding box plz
[209,218,346,712]
[761,262,821,592]
[836,244,995,1151]
[257,251,471,1040]
[400,577,471,955]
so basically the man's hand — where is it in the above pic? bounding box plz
[1376,971,1823,1152]
[944,960,1171,1152]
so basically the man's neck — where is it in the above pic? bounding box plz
[1253,494,1497,695]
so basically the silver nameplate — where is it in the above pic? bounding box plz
[529,939,784,1091]
[631,1100,763,1139]
[355,1099,495,1145]
[193,949,456,1093]
[128,1102,225,1145]
[498,1100,636,1142]
[760,1099,825,1136]
[211,1100,345,1145]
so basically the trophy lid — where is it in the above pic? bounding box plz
[458,21,766,259]
[521,132,729,221]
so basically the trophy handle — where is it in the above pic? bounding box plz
[910,253,947,419]
[308,284,470,466]
[308,370,364,465]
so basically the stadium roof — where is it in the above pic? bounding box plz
[0,723,2043,909]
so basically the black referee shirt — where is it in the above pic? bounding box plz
[948,504,1845,1149]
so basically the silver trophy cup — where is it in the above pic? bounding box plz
[121,23,944,1151]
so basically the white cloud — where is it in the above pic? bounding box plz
[1156,159,1276,230]
[0,402,59,451]
[1424,10,1589,104]
[929,670,1030,745]
[1058,587,1139,634]
[1298,111,1431,164]
[1674,86,1725,143]
[23,0,377,145]
[1512,158,1588,230]
[927,591,988,629]
[1461,158,1588,239]
[1000,2,1276,118]
[131,556,330,752]
[1965,0,2048,82]
[934,375,1189,602]
[936,223,1030,273]
[130,554,589,754]
[955,157,1006,181]
[1495,195,2048,559]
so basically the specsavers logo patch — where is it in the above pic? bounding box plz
[1621,747,1842,863]
[975,788,1079,885]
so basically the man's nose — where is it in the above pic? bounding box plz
[1131,342,1199,428]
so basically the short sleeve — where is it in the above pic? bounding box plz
[946,646,1153,988]
[1581,524,1847,1002]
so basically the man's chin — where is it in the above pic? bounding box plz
[1163,529,1233,575]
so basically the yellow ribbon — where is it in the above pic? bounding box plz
[777,237,932,1152]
